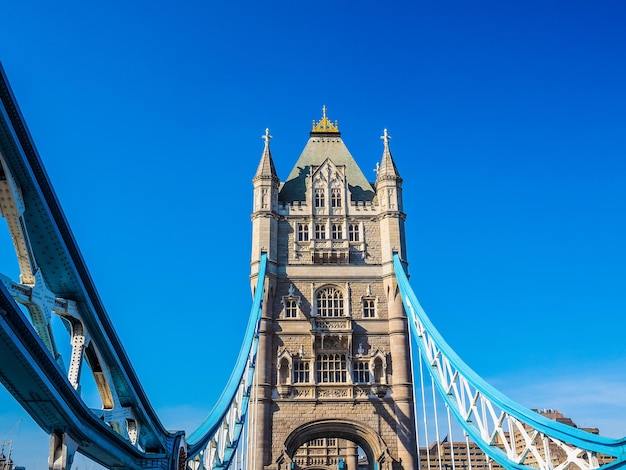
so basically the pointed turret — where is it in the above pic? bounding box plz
[375,128,406,264]
[377,128,401,180]
[375,129,413,467]
[254,128,279,182]
[251,128,280,266]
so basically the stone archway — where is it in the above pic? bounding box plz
[282,419,396,470]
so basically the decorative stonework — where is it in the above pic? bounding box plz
[292,386,313,398]
[311,106,339,134]
[317,387,350,399]
[312,318,350,331]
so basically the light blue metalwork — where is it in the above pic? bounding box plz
[0,64,185,469]
[186,252,267,468]
[393,253,626,470]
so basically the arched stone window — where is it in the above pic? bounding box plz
[331,223,343,239]
[314,188,325,208]
[279,357,291,385]
[297,223,309,241]
[348,223,360,241]
[369,350,388,385]
[372,357,384,384]
[316,287,344,317]
[277,349,294,388]
[281,284,301,319]
[314,223,326,240]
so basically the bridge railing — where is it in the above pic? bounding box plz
[393,253,626,470]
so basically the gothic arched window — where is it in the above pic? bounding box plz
[314,223,326,240]
[297,223,309,241]
[348,224,360,241]
[331,223,343,240]
[314,188,325,208]
[316,287,344,317]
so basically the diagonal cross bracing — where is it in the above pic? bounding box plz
[0,64,185,469]
[393,253,626,470]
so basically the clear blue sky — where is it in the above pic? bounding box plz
[1,1,625,468]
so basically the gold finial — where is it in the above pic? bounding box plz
[311,105,340,133]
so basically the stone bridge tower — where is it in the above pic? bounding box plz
[249,109,416,470]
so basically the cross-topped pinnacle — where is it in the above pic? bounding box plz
[377,127,400,179]
[381,128,392,146]
[254,127,278,180]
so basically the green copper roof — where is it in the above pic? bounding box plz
[279,135,376,203]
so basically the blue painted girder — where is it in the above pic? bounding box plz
[0,63,184,469]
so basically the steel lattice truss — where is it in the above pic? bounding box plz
[0,65,186,469]
[0,62,268,469]
[393,254,626,470]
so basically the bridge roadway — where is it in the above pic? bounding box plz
[0,64,185,469]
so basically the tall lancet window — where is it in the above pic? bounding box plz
[348,224,360,242]
[331,224,343,240]
[314,223,326,240]
[282,284,301,319]
[331,188,342,208]
[298,223,309,241]
[315,188,325,208]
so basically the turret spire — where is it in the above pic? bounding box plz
[252,126,280,258]
[376,128,400,180]
[254,128,278,181]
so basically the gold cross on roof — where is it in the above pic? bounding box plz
[311,106,339,133]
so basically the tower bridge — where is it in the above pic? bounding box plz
[0,65,625,470]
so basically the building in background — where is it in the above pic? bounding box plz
[414,410,616,470]
[0,443,25,470]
